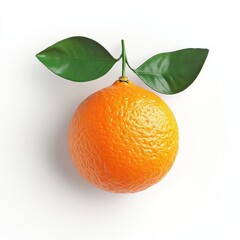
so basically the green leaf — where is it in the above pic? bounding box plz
[134,48,209,94]
[36,36,119,82]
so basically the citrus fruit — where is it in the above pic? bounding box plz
[68,77,178,193]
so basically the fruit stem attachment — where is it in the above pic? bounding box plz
[121,39,127,77]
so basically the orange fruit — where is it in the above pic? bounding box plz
[68,77,178,193]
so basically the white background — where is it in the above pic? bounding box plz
[1,0,239,239]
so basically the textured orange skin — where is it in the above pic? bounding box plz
[68,80,179,193]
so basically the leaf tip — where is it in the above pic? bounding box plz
[35,52,43,61]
